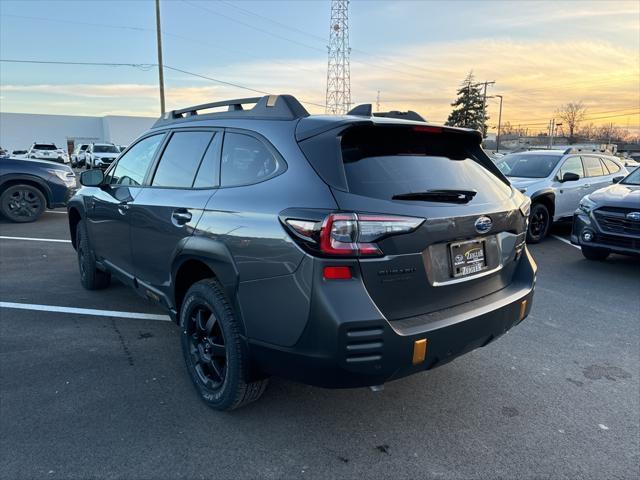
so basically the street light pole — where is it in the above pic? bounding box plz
[155,0,166,115]
[495,94,503,153]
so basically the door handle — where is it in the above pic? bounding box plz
[172,210,192,225]
[582,184,591,189]
[117,204,130,215]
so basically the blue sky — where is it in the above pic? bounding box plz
[1,0,638,132]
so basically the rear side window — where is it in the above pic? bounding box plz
[108,134,164,186]
[558,156,584,179]
[602,158,620,174]
[221,132,282,187]
[339,126,511,202]
[193,133,221,188]
[583,156,605,177]
[152,131,214,188]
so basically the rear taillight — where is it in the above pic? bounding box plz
[284,212,423,258]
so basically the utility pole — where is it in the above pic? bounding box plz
[325,0,351,114]
[155,0,166,115]
[495,94,503,153]
[480,80,495,138]
[549,118,557,149]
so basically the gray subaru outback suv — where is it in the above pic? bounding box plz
[68,95,536,410]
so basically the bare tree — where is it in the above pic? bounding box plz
[556,102,587,143]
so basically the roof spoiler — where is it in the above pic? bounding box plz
[154,94,310,126]
[347,103,426,122]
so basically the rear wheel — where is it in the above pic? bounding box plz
[0,184,46,223]
[527,203,551,243]
[180,279,268,411]
[581,245,610,261]
[76,219,111,289]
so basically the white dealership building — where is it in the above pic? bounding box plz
[0,112,156,153]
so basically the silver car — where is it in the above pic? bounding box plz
[497,149,628,242]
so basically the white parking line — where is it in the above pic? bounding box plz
[0,236,71,243]
[551,234,581,250]
[0,301,171,321]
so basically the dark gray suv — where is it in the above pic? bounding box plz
[68,95,536,410]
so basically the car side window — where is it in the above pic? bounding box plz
[193,133,222,188]
[602,158,620,174]
[558,156,584,179]
[151,131,214,188]
[582,156,605,177]
[107,134,164,186]
[220,132,282,187]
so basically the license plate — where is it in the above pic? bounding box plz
[450,239,487,278]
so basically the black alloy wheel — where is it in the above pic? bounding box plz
[0,185,46,223]
[180,279,268,411]
[185,305,228,390]
[526,203,550,243]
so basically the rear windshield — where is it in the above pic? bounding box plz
[94,145,119,153]
[498,153,562,178]
[34,144,57,150]
[340,126,510,202]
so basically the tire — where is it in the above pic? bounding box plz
[527,203,551,243]
[0,184,46,223]
[76,219,111,290]
[180,278,268,411]
[581,245,610,261]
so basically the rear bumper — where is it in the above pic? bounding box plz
[571,212,640,256]
[249,248,537,388]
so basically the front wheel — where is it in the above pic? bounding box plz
[527,203,551,243]
[0,184,46,223]
[76,219,111,289]
[581,245,610,261]
[180,279,268,411]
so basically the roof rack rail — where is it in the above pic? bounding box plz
[346,103,426,122]
[154,94,309,126]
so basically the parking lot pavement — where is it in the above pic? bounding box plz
[1,213,638,480]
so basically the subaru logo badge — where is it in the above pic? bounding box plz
[474,216,492,234]
[627,212,640,222]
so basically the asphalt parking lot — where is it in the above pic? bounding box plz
[1,212,638,480]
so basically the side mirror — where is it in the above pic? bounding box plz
[561,172,580,183]
[612,176,624,183]
[79,169,104,187]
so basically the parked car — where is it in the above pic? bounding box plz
[68,94,536,411]
[71,144,89,168]
[27,143,70,164]
[85,143,120,169]
[0,156,76,222]
[11,150,29,159]
[0,147,8,158]
[497,149,628,242]
[619,157,639,172]
[571,167,640,260]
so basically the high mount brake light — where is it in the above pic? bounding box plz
[285,213,424,257]
[412,125,442,134]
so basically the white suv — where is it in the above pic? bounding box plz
[497,149,628,242]
[28,143,70,164]
[85,143,120,169]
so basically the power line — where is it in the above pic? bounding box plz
[0,58,326,109]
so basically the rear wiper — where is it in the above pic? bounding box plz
[392,189,477,204]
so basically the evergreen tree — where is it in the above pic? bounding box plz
[445,71,489,137]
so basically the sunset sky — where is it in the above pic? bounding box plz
[1,0,638,134]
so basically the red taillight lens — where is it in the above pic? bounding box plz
[323,266,352,280]
[318,213,423,257]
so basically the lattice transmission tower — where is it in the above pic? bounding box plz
[325,0,351,114]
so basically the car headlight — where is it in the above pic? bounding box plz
[48,169,76,187]
[95,158,103,165]
[579,196,597,214]
[518,195,531,217]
